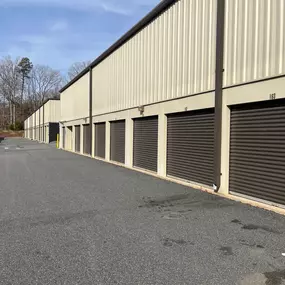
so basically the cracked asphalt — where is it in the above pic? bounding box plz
[0,138,285,285]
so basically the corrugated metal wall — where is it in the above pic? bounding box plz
[224,0,285,87]
[61,73,89,122]
[44,102,50,123]
[50,101,61,122]
[43,100,61,124]
[92,0,217,115]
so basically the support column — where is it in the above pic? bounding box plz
[92,123,95,157]
[105,121,111,161]
[59,124,63,149]
[80,125,84,154]
[158,111,167,177]
[125,115,133,168]
[89,68,93,156]
[71,126,75,152]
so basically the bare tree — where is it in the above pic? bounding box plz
[0,56,21,124]
[67,60,91,81]
[28,65,63,109]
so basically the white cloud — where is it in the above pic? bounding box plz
[0,0,159,15]
[49,20,68,32]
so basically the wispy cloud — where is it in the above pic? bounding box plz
[49,20,69,32]
[0,0,156,15]
[0,0,159,73]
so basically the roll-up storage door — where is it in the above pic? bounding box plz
[75,125,81,152]
[167,109,215,186]
[49,123,59,143]
[83,124,91,155]
[133,116,158,172]
[230,100,285,206]
[95,123,106,159]
[110,120,125,164]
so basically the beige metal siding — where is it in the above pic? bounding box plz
[43,100,61,123]
[92,0,217,115]
[61,72,89,122]
[44,101,51,123]
[50,100,61,122]
[224,0,285,87]
[34,110,38,127]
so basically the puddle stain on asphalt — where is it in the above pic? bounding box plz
[263,269,285,285]
[220,246,234,256]
[162,238,193,247]
[139,194,235,215]
[231,219,281,234]
[239,239,265,249]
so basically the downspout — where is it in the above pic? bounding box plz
[43,104,45,142]
[213,0,226,192]
[89,67,93,155]
[39,107,41,141]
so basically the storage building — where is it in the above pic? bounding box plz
[24,99,61,143]
[57,0,284,209]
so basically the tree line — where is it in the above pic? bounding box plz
[0,56,90,130]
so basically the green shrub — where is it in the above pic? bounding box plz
[14,121,24,131]
[9,124,15,131]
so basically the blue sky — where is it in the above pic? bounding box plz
[0,0,159,73]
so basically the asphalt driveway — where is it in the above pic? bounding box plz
[0,138,285,285]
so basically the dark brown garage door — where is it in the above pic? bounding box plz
[83,124,91,155]
[75,125,81,152]
[167,108,215,186]
[230,100,285,206]
[133,116,158,172]
[110,120,125,164]
[95,123,106,159]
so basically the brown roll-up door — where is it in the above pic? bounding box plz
[95,123,106,159]
[110,120,125,164]
[75,125,81,152]
[230,100,285,206]
[83,124,91,155]
[133,116,158,172]
[167,108,215,186]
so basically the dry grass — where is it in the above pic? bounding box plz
[0,130,24,138]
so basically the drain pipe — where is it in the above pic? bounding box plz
[89,67,93,156]
[213,0,226,193]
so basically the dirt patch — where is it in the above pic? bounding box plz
[0,130,24,138]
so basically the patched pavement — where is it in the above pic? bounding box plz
[0,138,285,285]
